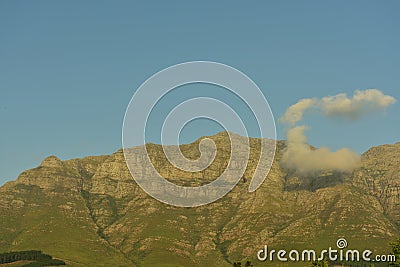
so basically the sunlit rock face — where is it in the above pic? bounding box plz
[1,134,399,266]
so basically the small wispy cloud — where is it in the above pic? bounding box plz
[321,89,396,119]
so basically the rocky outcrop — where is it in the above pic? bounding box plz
[16,155,82,191]
[352,142,400,224]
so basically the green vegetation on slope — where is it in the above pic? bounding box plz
[0,136,399,266]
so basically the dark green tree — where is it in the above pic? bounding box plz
[311,258,328,267]
[0,251,64,266]
[389,237,400,267]
[244,260,253,267]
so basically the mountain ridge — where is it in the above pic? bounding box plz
[1,133,399,266]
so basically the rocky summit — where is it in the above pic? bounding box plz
[0,133,399,266]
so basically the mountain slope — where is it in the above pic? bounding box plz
[0,134,399,266]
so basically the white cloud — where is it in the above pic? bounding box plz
[321,89,396,119]
[280,89,396,174]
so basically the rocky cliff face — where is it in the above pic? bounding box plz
[352,142,400,225]
[1,134,399,266]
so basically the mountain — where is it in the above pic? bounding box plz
[1,133,399,267]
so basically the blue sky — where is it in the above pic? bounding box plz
[1,1,399,184]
